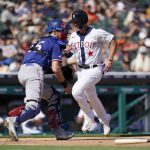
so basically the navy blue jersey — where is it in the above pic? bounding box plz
[22,36,63,71]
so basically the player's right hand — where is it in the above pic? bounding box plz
[103,59,113,73]
[65,45,72,53]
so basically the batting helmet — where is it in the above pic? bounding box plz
[46,19,66,33]
[72,10,88,29]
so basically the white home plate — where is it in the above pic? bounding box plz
[114,138,150,144]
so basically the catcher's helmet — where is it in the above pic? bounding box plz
[72,10,88,29]
[46,19,66,33]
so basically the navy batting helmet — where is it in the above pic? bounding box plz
[72,10,88,29]
[46,19,66,33]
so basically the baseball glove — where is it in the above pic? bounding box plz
[61,65,74,82]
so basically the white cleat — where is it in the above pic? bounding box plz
[82,119,99,133]
[5,117,18,141]
[88,122,102,133]
[81,120,90,132]
[103,114,111,136]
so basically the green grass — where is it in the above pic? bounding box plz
[1,132,150,138]
[0,146,150,150]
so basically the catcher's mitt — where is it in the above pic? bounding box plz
[61,65,74,82]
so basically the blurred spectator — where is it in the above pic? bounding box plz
[0,35,18,58]
[130,39,150,72]
[0,0,149,73]
[58,0,69,19]
[121,53,131,71]
[83,0,99,25]
[108,17,122,36]
[39,0,58,20]
[112,40,132,72]
[9,53,24,72]
[125,21,140,39]
[116,0,125,12]
[0,48,12,66]
[146,4,150,16]
[0,48,12,73]
[122,37,139,52]
[15,0,29,17]
[1,2,18,23]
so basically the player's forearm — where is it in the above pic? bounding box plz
[107,39,118,61]
[54,70,66,83]
[52,61,65,83]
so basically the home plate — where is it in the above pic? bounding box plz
[114,138,150,144]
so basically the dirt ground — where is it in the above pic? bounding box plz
[0,137,150,146]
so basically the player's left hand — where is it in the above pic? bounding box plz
[103,59,113,74]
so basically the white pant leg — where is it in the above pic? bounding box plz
[85,85,108,124]
[41,83,54,100]
[72,67,102,121]
[72,79,95,121]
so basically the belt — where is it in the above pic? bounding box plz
[22,63,42,69]
[78,64,98,69]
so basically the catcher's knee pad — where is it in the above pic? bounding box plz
[47,87,60,102]
[25,100,39,110]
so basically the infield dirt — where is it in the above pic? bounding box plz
[0,137,150,146]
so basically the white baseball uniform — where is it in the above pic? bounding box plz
[68,27,114,124]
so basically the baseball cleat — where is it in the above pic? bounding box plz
[81,120,100,132]
[88,122,101,133]
[56,131,74,140]
[54,127,74,140]
[5,117,18,141]
[81,118,91,132]
[103,114,111,135]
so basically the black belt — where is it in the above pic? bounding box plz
[78,64,98,69]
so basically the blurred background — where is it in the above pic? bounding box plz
[0,0,150,136]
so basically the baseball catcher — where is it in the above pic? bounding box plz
[5,19,74,141]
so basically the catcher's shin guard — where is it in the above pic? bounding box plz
[9,100,40,125]
[47,100,62,129]
[46,88,63,130]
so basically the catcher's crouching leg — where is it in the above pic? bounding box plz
[45,87,74,140]
[5,100,40,141]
